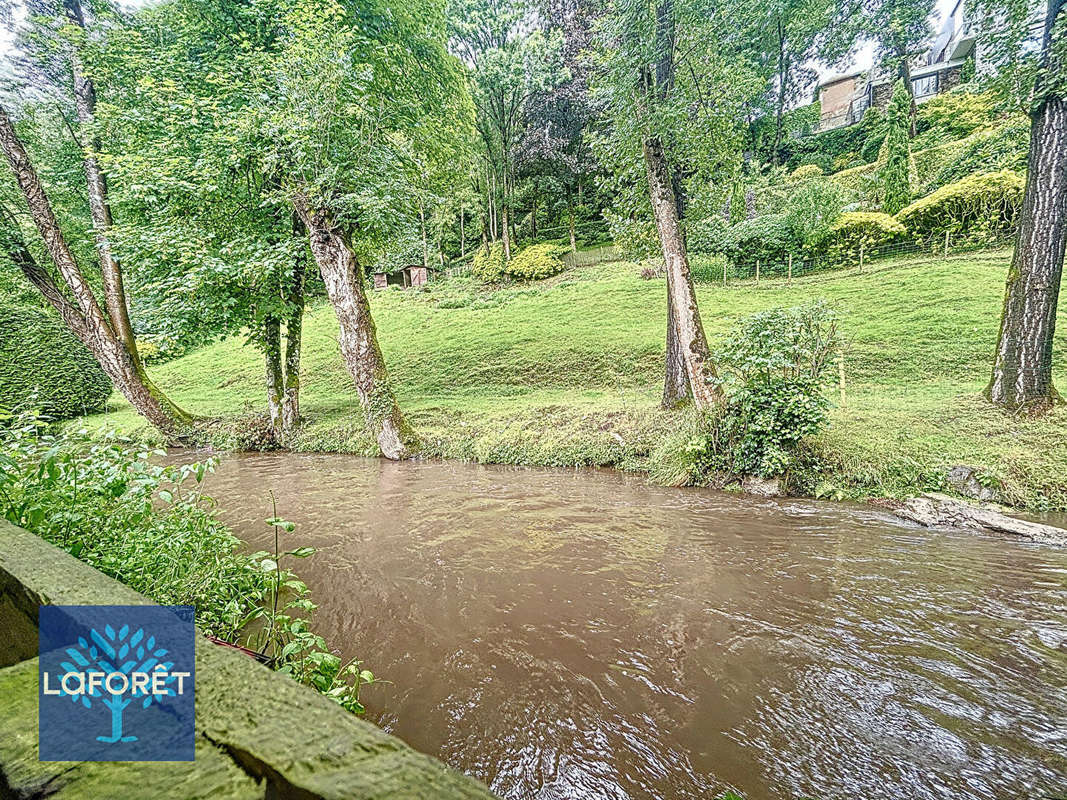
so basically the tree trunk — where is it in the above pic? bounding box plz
[502,202,512,260]
[986,1,1066,413]
[291,194,413,458]
[662,294,690,407]
[568,201,577,252]
[419,198,428,268]
[264,316,283,435]
[531,195,538,239]
[0,104,192,435]
[63,0,142,367]
[282,237,306,436]
[460,208,465,259]
[772,20,789,166]
[643,136,722,411]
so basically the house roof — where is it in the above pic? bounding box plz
[818,70,865,89]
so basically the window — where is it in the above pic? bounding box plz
[912,73,939,98]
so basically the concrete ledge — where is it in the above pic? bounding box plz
[0,520,498,800]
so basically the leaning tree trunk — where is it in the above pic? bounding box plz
[281,241,306,436]
[64,0,141,367]
[662,297,690,407]
[292,195,413,459]
[0,105,192,435]
[643,136,722,411]
[986,0,1066,413]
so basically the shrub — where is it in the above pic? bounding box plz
[683,302,840,479]
[896,170,1024,246]
[722,214,802,270]
[808,211,905,266]
[928,121,1030,190]
[785,178,851,248]
[687,215,731,255]
[787,164,824,182]
[883,80,913,215]
[0,303,111,420]
[916,89,999,140]
[507,243,568,280]
[604,210,661,261]
[471,241,507,282]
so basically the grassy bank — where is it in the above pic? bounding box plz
[87,248,1067,510]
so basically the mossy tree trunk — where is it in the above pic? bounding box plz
[292,194,413,458]
[987,0,1066,413]
[0,105,193,436]
[281,232,306,436]
[264,316,284,434]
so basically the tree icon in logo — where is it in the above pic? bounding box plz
[58,624,178,744]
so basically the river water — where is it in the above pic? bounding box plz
[193,451,1067,800]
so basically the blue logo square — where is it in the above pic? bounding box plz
[38,605,195,762]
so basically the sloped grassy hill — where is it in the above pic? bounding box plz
[88,249,1067,509]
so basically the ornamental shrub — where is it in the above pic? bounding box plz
[471,241,507,282]
[896,170,1024,246]
[882,80,912,215]
[507,243,568,280]
[810,211,905,265]
[928,122,1030,190]
[915,89,999,140]
[0,303,111,420]
[785,178,851,248]
[722,214,802,270]
[787,164,824,182]
[683,302,840,479]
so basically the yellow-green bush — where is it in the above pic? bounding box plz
[471,241,506,282]
[507,243,568,280]
[896,170,1024,246]
[0,303,112,420]
[787,164,824,182]
[812,211,905,265]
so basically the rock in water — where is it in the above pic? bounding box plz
[892,493,1067,546]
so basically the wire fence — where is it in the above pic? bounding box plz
[700,231,1017,287]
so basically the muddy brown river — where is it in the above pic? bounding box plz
[193,451,1067,800]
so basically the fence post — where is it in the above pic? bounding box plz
[837,349,846,407]
[944,230,950,258]
[787,253,793,286]
[756,260,760,286]
[859,242,865,272]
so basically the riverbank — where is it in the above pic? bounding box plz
[84,249,1067,510]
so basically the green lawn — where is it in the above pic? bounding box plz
[86,248,1067,509]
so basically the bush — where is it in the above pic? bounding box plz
[915,89,999,140]
[928,121,1030,190]
[787,164,824,182]
[0,303,111,420]
[604,210,661,261]
[723,214,802,270]
[883,80,913,215]
[471,241,507,282]
[507,243,567,280]
[687,215,731,255]
[811,211,905,264]
[785,179,851,248]
[683,302,840,479]
[896,170,1024,246]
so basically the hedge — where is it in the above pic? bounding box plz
[0,303,112,420]
[896,170,1024,246]
[813,211,906,265]
[471,241,507,282]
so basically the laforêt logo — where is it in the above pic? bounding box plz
[38,605,195,762]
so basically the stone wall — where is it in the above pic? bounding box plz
[0,520,499,800]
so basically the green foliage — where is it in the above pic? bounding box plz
[507,243,568,280]
[687,215,731,255]
[928,121,1031,189]
[684,302,840,479]
[471,241,508,281]
[0,304,111,421]
[883,81,913,215]
[0,415,372,714]
[896,170,1024,245]
[813,211,905,264]
[785,178,851,249]
[604,211,661,261]
[783,108,886,171]
[915,89,1000,141]
[723,214,802,268]
[787,164,824,182]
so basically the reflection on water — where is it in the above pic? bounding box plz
[191,451,1067,800]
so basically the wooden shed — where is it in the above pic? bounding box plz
[372,265,430,290]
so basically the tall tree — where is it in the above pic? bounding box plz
[883,79,912,214]
[0,105,192,434]
[985,0,1066,412]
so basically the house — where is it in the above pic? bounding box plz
[817,0,977,131]
[372,264,430,290]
